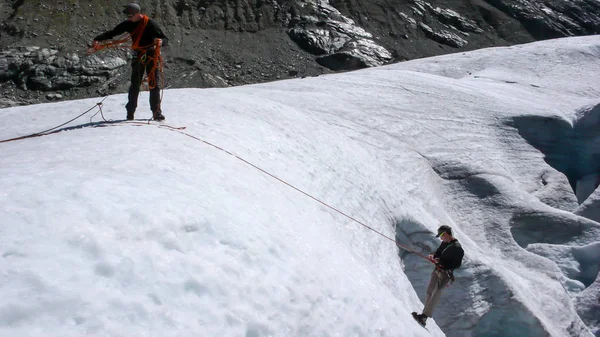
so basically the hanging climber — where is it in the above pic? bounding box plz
[412,225,464,327]
[91,3,167,121]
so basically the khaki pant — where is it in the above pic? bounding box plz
[423,268,451,317]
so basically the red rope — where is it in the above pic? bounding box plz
[0,109,433,263]
[158,127,434,262]
[0,97,108,143]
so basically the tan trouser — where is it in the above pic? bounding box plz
[423,268,451,317]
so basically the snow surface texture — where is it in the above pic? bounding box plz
[1,36,599,337]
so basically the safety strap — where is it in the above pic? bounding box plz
[434,241,459,279]
[131,15,150,52]
[440,240,458,256]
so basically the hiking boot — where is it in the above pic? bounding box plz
[153,110,165,121]
[126,111,134,121]
[411,312,427,327]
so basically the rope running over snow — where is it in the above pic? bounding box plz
[0,103,433,263]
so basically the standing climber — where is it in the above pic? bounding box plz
[92,3,167,121]
[412,225,464,327]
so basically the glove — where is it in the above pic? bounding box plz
[428,255,439,264]
[86,40,100,55]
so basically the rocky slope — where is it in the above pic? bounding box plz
[0,0,599,108]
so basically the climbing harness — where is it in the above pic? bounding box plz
[433,241,459,286]
[440,241,458,255]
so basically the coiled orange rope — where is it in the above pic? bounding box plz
[86,15,164,90]
[144,42,163,90]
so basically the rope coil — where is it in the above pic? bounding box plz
[86,15,164,91]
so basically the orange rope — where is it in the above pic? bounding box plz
[144,42,163,90]
[131,15,149,52]
[86,15,150,55]
[86,33,131,55]
[86,15,164,92]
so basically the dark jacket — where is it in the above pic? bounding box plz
[94,18,167,50]
[433,239,464,270]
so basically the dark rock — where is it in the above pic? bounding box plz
[432,7,483,33]
[484,0,600,39]
[287,0,391,70]
[45,92,63,100]
[316,51,368,71]
[0,0,597,106]
[419,22,468,48]
[0,46,127,92]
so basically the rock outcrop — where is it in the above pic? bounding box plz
[0,0,598,106]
